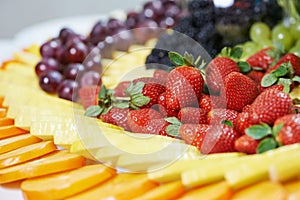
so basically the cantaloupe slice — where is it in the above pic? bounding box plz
[0,108,7,118]
[289,190,300,200]
[133,181,185,200]
[0,150,85,184]
[231,181,287,200]
[0,96,4,107]
[0,134,41,154]
[0,141,56,169]
[0,125,28,139]
[178,181,232,200]
[21,164,116,200]
[13,50,40,66]
[67,173,158,200]
[284,179,300,193]
[0,118,14,126]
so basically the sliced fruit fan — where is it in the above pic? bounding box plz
[1,0,300,199]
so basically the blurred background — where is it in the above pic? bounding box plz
[0,0,146,38]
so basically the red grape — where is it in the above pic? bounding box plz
[57,79,79,101]
[64,63,85,80]
[39,70,63,93]
[59,28,75,44]
[40,38,62,58]
[80,70,102,87]
[89,21,109,45]
[35,57,60,76]
[64,41,88,63]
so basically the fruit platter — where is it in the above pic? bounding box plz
[1,0,300,199]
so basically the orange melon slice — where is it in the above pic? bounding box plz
[0,134,41,154]
[0,118,14,126]
[21,164,116,200]
[0,125,28,139]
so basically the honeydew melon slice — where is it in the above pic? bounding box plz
[12,50,40,66]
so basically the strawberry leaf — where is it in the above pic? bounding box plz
[114,102,130,109]
[238,61,251,74]
[166,124,180,138]
[231,47,243,59]
[165,117,182,125]
[127,82,145,96]
[292,76,300,83]
[222,120,233,127]
[257,137,278,154]
[85,105,103,117]
[183,52,194,66]
[131,94,150,107]
[261,73,277,87]
[102,106,113,115]
[252,67,264,71]
[277,78,292,93]
[272,122,284,137]
[98,84,107,100]
[273,65,289,77]
[245,124,272,140]
[168,51,185,66]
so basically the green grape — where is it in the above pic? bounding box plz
[290,21,300,40]
[272,24,294,50]
[289,46,300,56]
[296,39,300,47]
[243,42,259,57]
[258,39,273,49]
[250,22,271,42]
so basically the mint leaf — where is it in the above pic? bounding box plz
[85,105,103,117]
[165,117,182,125]
[166,124,180,137]
[131,94,150,107]
[245,124,272,140]
[238,61,251,74]
[272,123,284,137]
[257,137,278,154]
[168,51,184,66]
[261,73,277,87]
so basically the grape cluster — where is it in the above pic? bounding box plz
[146,0,283,68]
[36,0,183,101]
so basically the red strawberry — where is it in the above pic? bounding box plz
[166,66,204,110]
[143,118,170,136]
[234,135,260,154]
[205,57,240,94]
[78,85,100,109]
[201,124,240,154]
[127,108,163,133]
[113,81,130,97]
[235,89,294,134]
[179,124,209,150]
[275,114,300,145]
[133,77,166,86]
[207,108,239,125]
[178,107,208,124]
[220,72,259,112]
[127,79,166,109]
[153,69,168,83]
[199,94,226,112]
[157,92,179,117]
[100,107,131,131]
[246,70,265,85]
[246,47,274,71]
[267,53,300,76]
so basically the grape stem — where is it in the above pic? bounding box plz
[278,0,300,26]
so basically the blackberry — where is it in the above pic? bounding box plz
[191,8,215,27]
[188,0,213,12]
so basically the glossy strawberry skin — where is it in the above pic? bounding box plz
[140,82,166,108]
[133,77,166,86]
[100,107,131,131]
[199,94,226,112]
[153,69,168,83]
[178,107,208,124]
[78,85,100,109]
[166,66,204,110]
[143,118,170,136]
[246,47,274,71]
[234,135,259,154]
[205,57,240,94]
[114,81,130,97]
[275,114,300,145]
[235,89,294,134]
[179,124,209,150]
[266,53,300,76]
[246,70,265,85]
[127,108,163,133]
[207,108,239,125]
[221,72,259,112]
[157,92,178,117]
[201,124,240,154]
